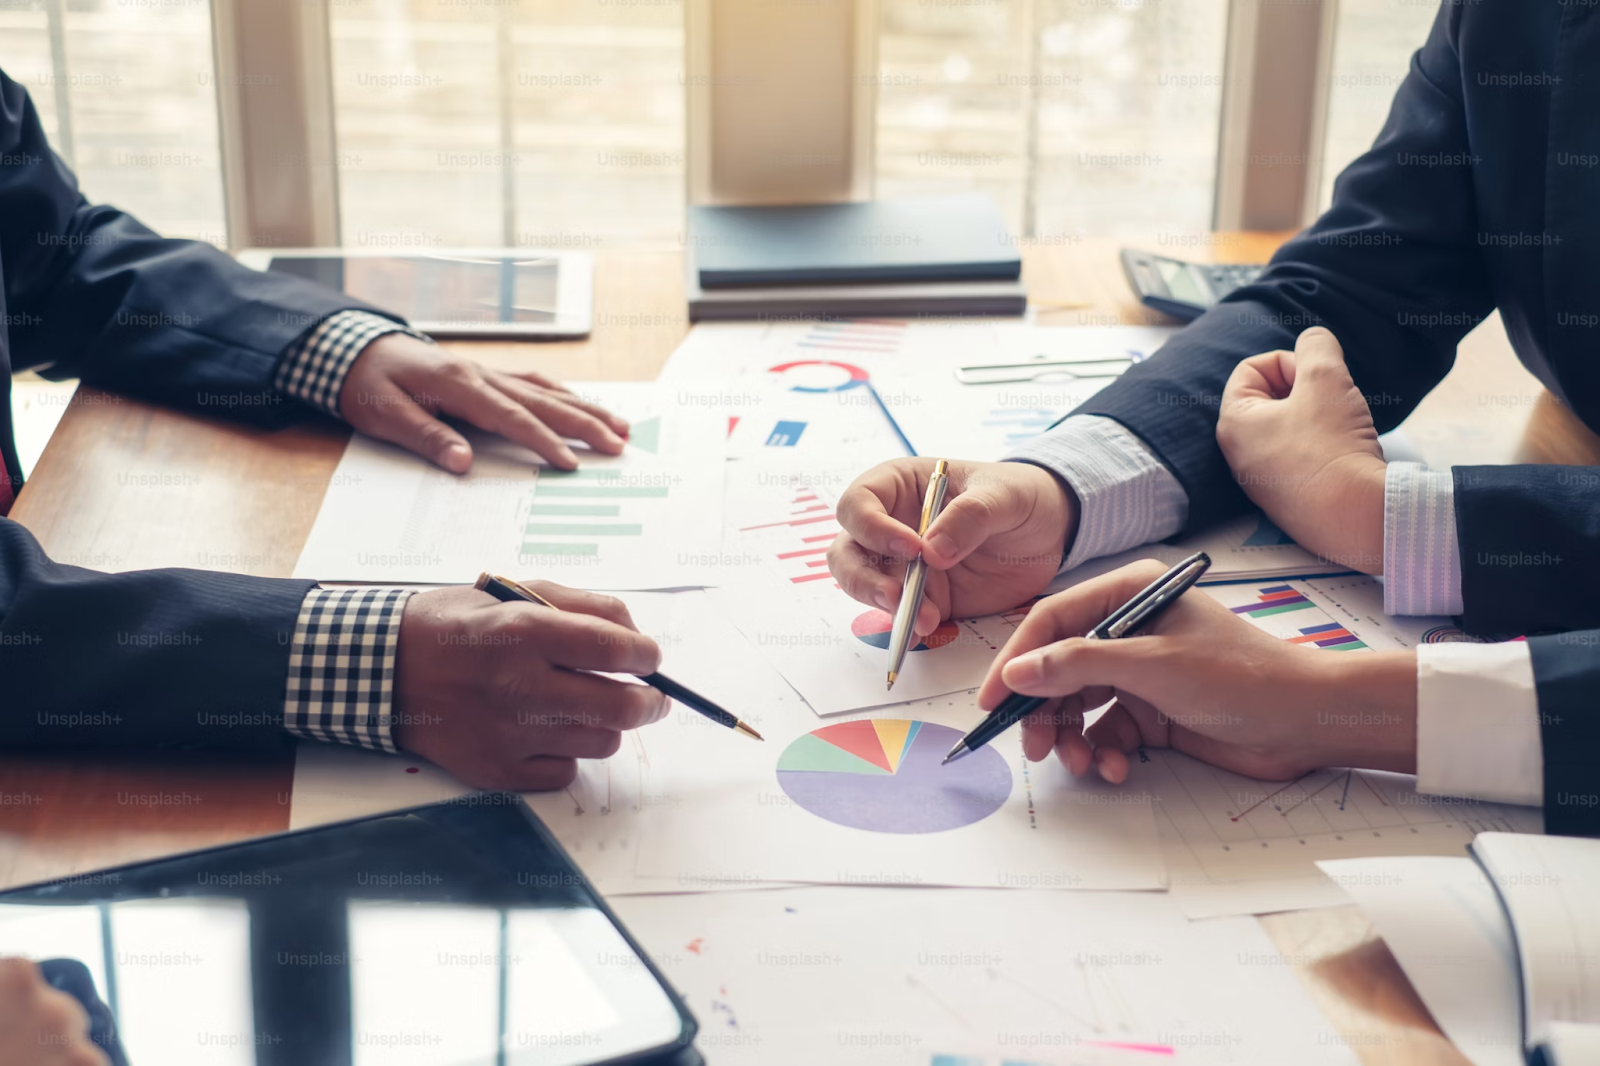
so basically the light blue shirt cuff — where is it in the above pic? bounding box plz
[1004,415,1189,573]
[1383,461,1463,617]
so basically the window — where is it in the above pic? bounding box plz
[0,0,227,245]
[875,0,1230,240]
[329,0,686,251]
[1317,0,1437,211]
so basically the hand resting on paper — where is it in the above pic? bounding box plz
[827,458,1080,636]
[393,581,669,790]
[340,332,632,473]
[979,560,1419,785]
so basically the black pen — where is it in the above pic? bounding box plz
[474,573,764,741]
[942,551,1212,765]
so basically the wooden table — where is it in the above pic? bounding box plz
[6,236,1597,1064]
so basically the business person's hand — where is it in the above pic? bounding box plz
[828,459,1080,634]
[1216,326,1387,573]
[979,560,1417,785]
[393,582,669,790]
[340,332,631,473]
[0,959,109,1066]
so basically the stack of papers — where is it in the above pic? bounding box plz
[285,319,1547,1066]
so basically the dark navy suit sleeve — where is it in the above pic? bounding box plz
[1452,466,1600,637]
[0,69,394,428]
[1072,3,1495,533]
[0,518,317,751]
[1529,632,1600,837]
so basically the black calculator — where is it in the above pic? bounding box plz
[1120,249,1264,322]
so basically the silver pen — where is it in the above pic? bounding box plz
[886,459,951,690]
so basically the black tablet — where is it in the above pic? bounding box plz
[0,796,698,1066]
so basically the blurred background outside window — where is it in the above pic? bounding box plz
[0,0,226,245]
[0,0,1442,249]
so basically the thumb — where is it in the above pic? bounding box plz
[922,478,1030,567]
[1287,326,1351,397]
[372,399,474,474]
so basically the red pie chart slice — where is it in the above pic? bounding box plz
[850,609,960,652]
[811,720,895,773]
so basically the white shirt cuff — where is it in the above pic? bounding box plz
[1416,641,1542,806]
[1004,415,1189,573]
[1384,461,1463,616]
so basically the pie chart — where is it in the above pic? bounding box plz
[850,609,960,652]
[775,719,1011,834]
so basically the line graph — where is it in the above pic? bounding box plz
[1136,746,1544,914]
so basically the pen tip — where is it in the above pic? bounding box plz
[735,722,765,741]
[886,672,897,691]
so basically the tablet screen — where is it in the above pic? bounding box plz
[267,255,561,328]
[0,800,691,1066]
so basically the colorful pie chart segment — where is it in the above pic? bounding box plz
[776,719,1011,834]
[850,609,960,652]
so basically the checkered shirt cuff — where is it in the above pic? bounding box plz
[273,310,429,418]
[284,586,417,753]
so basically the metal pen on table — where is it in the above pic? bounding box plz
[941,550,1212,765]
[474,572,764,741]
[885,459,951,691]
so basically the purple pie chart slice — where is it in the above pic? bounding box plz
[776,720,1011,834]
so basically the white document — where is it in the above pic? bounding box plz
[717,381,909,464]
[707,571,1037,716]
[871,324,1177,462]
[292,589,1162,893]
[631,684,1163,891]
[1316,856,1522,1066]
[709,457,856,587]
[1131,576,1542,918]
[661,321,1173,461]
[1059,510,1329,587]
[611,887,1359,1066]
[292,382,726,590]
[1471,833,1600,1050]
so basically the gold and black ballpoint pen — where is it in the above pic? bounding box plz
[474,573,764,741]
[885,459,952,691]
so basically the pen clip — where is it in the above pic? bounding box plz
[915,460,950,537]
[1092,552,1211,640]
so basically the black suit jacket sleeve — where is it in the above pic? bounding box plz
[1530,632,1600,837]
[1,518,316,751]
[0,69,394,428]
[1073,3,1494,533]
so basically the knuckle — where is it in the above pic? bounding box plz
[438,358,478,385]
[593,593,628,621]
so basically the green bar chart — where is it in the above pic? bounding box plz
[522,467,663,558]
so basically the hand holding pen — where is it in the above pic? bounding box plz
[951,553,1213,773]
[966,554,1419,785]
